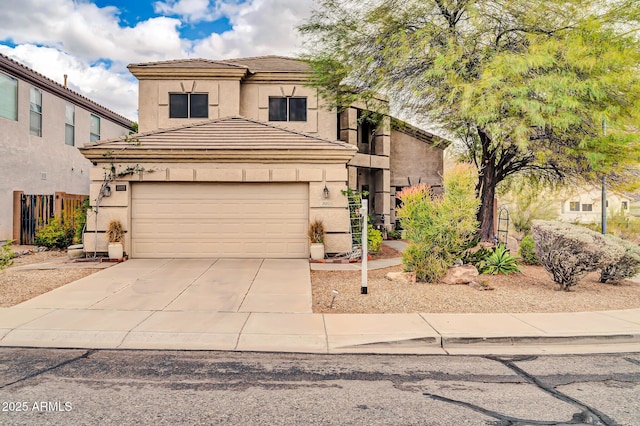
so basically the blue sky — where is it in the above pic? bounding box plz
[0,0,315,119]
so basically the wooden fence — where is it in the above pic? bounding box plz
[13,191,88,245]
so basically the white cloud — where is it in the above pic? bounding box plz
[0,0,316,119]
[192,0,315,58]
[0,0,185,66]
[154,0,217,23]
[0,44,138,120]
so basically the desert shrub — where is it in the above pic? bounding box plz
[518,235,539,265]
[402,242,450,282]
[397,163,479,282]
[106,220,126,244]
[367,224,382,253]
[35,218,74,249]
[581,210,640,244]
[532,220,624,291]
[461,245,492,268]
[308,220,325,244]
[600,236,640,283]
[0,240,14,272]
[479,244,521,275]
[74,198,90,243]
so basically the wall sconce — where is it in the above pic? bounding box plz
[102,185,112,197]
[322,185,330,199]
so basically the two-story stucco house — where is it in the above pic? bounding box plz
[0,53,132,243]
[79,56,445,259]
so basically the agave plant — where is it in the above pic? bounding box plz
[479,244,521,275]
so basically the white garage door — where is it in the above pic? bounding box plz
[131,183,309,258]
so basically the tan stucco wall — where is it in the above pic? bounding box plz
[137,79,241,132]
[84,162,353,256]
[389,129,444,188]
[0,76,130,240]
[238,83,337,140]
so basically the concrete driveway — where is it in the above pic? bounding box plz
[16,258,312,313]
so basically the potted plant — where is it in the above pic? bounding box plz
[308,219,325,260]
[106,219,125,260]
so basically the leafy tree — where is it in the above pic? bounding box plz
[300,0,640,241]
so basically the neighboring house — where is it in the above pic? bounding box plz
[80,56,446,259]
[557,186,632,223]
[0,53,132,242]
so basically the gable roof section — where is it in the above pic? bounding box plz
[80,116,357,163]
[391,118,450,148]
[0,53,132,128]
[127,58,249,79]
[127,56,310,82]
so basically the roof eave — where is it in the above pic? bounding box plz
[80,148,357,163]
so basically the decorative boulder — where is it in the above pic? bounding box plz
[385,271,417,284]
[442,265,479,285]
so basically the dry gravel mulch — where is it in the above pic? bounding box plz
[311,265,640,314]
[0,249,103,307]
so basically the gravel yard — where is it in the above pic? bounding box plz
[0,248,107,307]
[3,244,640,314]
[311,264,640,314]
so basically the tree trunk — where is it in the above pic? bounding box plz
[478,171,496,241]
[476,128,496,242]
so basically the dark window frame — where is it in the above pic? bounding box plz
[268,96,307,122]
[169,93,209,119]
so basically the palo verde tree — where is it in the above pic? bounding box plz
[299,0,640,241]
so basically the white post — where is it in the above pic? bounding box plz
[361,199,368,295]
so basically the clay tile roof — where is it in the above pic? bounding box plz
[80,116,357,162]
[0,53,132,127]
[127,58,248,69]
[218,56,311,73]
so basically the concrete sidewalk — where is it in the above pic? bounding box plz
[0,251,639,355]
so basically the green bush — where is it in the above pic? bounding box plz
[35,218,75,249]
[532,220,624,290]
[600,236,640,283]
[0,240,14,272]
[479,244,521,275]
[367,224,383,253]
[387,229,402,240]
[397,163,479,282]
[74,198,90,243]
[518,235,539,265]
[461,245,492,268]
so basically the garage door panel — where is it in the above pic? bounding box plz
[131,183,309,258]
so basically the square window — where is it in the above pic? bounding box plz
[268,96,307,122]
[268,97,287,121]
[0,72,17,121]
[288,97,307,121]
[569,202,580,212]
[582,203,593,212]
[169,93,208,118]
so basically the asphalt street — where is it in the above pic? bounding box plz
[0,348,639,425]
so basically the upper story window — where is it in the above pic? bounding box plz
[90,114,100,142]
[65,104,75,146]
[569,201,580,212]
[268,97,307,122]
[29,87,42,136]
[169,93,208,119]
[0,72,17,121]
